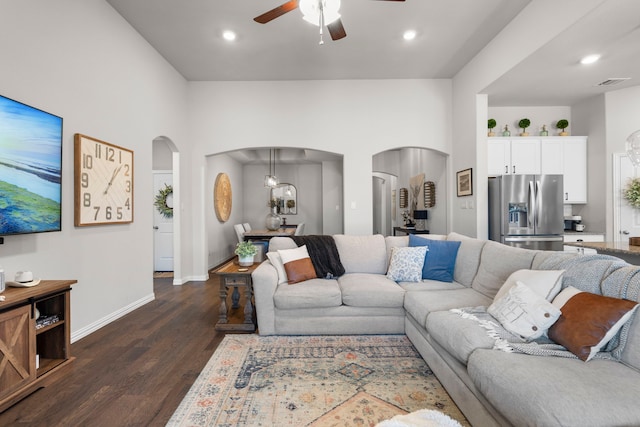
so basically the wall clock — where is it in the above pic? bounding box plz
[214,173,232,222]
[74,134,134,226]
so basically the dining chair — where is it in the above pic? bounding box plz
[242,222,252,232]
[294,223,305,236]
[234,224,245,243]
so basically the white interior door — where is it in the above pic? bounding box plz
[614,153,640,242]
[153,172,174,271]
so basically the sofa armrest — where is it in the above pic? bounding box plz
[252,260,279,335]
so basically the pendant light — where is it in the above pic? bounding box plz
[264,148,278,187]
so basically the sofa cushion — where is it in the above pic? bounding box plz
[471,241,537,298]
[426,310,497,365]
[446,232,486,287]
[334,234,388,274]
[488,281,561,341]
[273,278,342,309]
[266,251,288,285]
[549,286,639,361]
[338,273,405,308]
[399,280,466,292]
[409,235,461,283]
[493,269,565,302]
[404,288,492,328]
[468,349,640,427]
[386,246,427,282]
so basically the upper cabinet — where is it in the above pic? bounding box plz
[488,136,587,204]
[488,138,541,175]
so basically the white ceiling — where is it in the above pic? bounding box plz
[106,0,640,106]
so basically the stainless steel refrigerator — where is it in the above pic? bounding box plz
[488,175,564,251]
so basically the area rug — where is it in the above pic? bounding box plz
[167,335,469,427]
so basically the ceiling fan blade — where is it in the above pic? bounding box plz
[327,19,347,41]
[254,0,299,24]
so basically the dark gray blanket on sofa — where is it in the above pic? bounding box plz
[292,235,345,279]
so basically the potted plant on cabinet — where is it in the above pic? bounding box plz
[235,240,258,266]
[556,119,569,136]
[518,118,531,136]
[488,118,497,137]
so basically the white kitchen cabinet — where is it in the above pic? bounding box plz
[563,233,604,243]
[488,138,541,176]
[540,137,587,203]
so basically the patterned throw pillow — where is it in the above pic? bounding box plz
[386,246,428,282]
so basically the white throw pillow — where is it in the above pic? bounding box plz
[266,252,288,285]
[386,246,427,282]
[488,281,561,341]
[494,269,565,302]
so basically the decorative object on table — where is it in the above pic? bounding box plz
[154,184,173,219]
[402,210,415,228]
[399,188,408,208]
[623,177,640,208]
[556,119,569,136]
[625,130,640,166]
[410,173,425,212]
[235,240,258,266]
[214,172,232,222]
[488,118,497,137]
[265,206,282,231]
[264,148,278,187]
[540,124,549,136]
[456,168,473,197]
[502,124,511,137]
[518,118,531,136]
[167,335,467,427]
[413,210,428,231]
[7,271,41,287]
[424,181,436,208]
[74,134,134,226]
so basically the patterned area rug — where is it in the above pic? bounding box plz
[167,335,469,426]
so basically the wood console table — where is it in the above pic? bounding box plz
[212,259,259,332]
[0,280,77,412]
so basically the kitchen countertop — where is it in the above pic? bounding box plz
[563,231,605,236]
[564,241,640,255]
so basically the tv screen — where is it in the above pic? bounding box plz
[0,94,63,236]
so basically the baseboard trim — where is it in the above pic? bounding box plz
[173,274,209,285]
[70,293,156,343]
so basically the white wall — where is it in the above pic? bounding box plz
[0,1,188,339]
[187,79,452,278]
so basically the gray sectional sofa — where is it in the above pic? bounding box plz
[251,232,640,427]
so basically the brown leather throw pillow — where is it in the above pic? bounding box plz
[283,257,317,284]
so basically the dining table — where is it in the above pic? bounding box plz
[243,228,296,241]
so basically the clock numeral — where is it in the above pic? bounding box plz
[124,164,130,176]
[125,180,131,193]
[106,147,115,162]
[82,153,93,169]
[117,207,123,220]
[125,198,131,210]
[83,192,91,207]
[105,206,112,220]
[95,143,101,159]
[93,206,100,220]
[81,172,89,188]
[119,151,122,164]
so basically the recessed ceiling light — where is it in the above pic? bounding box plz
[580,54,600,65]
[223,30,236,42]
[403,30,417,41]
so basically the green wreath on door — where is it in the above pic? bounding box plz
[154,184,173,218]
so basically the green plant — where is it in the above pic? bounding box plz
[518,118,531,133]
[488,118,496,130]
[556,119,569,131]
[286,199,295,208]
[235,240,257,257]
[624,178,640,209]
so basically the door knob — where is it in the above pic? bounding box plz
[153,226,159,230]
[622,230,630,235]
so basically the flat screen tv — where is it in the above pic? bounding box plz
[0,94,63,236]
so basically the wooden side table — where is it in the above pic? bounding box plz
[212,259,259,332]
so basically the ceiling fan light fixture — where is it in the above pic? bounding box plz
[300,0,341,26]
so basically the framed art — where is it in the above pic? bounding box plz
[74,134,134,226]
[456,168,473,197]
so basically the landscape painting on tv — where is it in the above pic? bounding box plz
[0,94,63,236]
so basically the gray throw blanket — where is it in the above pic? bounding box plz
[292,235,345,279]
[453,254,640,361]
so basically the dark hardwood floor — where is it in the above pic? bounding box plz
[0,275,246,426]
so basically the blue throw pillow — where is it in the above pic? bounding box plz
[408,235,461,282]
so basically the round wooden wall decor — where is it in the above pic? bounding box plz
[214,173,232,222]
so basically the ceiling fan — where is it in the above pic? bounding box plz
[254,0,406,44]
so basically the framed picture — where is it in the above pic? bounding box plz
[456,168,473,197]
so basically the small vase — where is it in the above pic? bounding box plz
[520,132,529,137]
[238,255,254,267]
[560,131,569,136]
[265,208,281,231]
[488,131,495,137]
